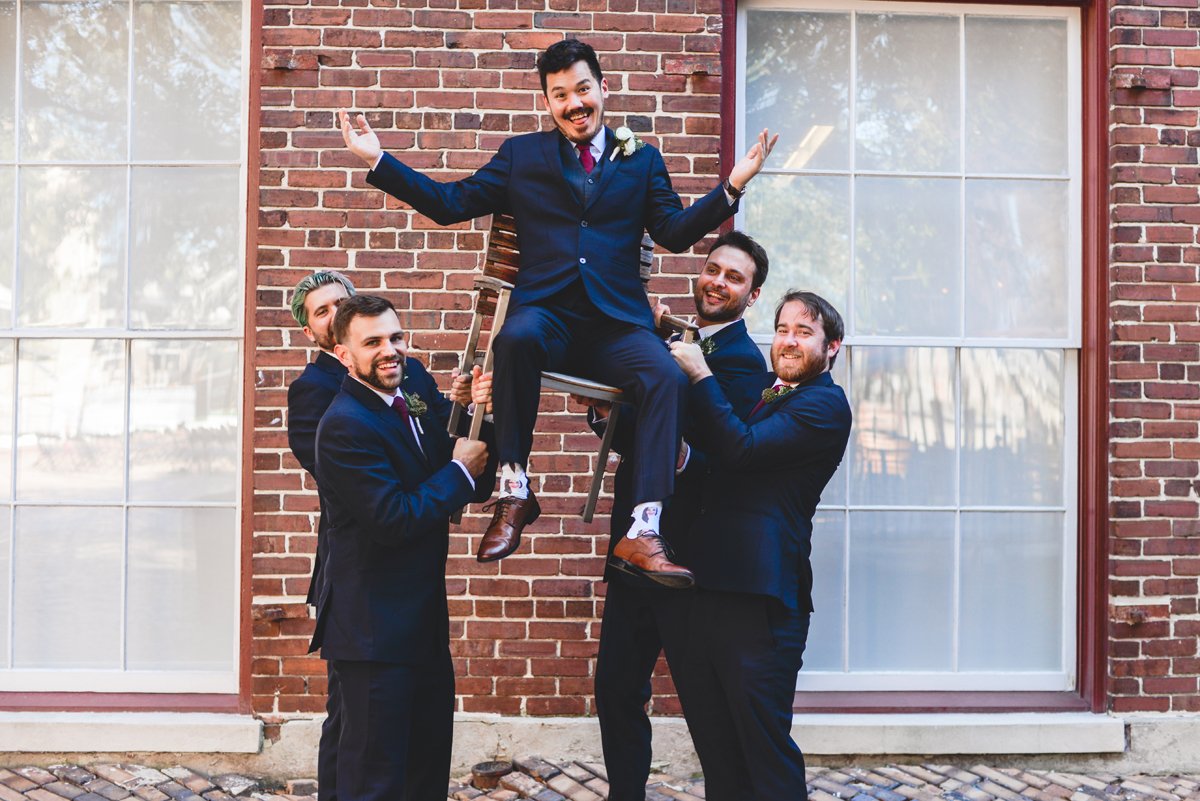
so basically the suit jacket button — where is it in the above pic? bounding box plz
[579,257,587,264]
[581,221,588,227]
[587,178,594,184]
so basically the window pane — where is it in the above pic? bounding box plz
[965,180,1069,339]
[848,511,954,670]
[966,17,1068,176]
[132,1,243,161]
[0,341,12,499]
[855,177,960,336]
[19,166,126,328]
[743,174,849,334]
[17,339,125,501]
[20,0,128,162]
[127,507,236,670]
[746,11,850,171]
[12,506,122,668]
[961,348,1063,506]
[0,508,8,667]
[856,14,960,173]
[805,510,844,671]
[960,512,1063,671]
[0,2,14,160]
[819,355,849,506]
[130,167,240,329]
[850,347,955,506]
[0,167,12,326]
[129,340,238,502]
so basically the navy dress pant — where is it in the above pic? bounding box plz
[318,661,341,801]
[594,579,694,801]
[681,589,811,801]
[331,653,455,801]
[491,282,687,506]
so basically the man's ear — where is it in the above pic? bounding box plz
[827,339,842,360]
[746,287,761,308]
[600,77,609,98]
[334,343,352,369]
[302,325,316,344]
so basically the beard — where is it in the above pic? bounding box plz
[772,346,828,384]
[354,354,404,392]
[695,288,749,324]
[311,327,336,352]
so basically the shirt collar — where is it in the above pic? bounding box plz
[585,127,605,157]
[697,320,737,339]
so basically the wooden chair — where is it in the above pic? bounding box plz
[448,214,698,523]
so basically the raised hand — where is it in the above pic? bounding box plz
[339,109,383,168]
[670,340,713,384]
[470,366,493,413]
[448,367,472,407]
[452,437,489,477]
[726,128,779,194]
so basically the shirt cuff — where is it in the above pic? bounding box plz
[371,151,384,171]
[676,442,691,474]
[724,188,736,205]
[452,459,475,490]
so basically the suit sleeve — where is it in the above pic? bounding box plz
[642,147,738,253]
[317,415,476,548]
[366,139,511,226]
[688,375,849,472]
[288,377,337,477]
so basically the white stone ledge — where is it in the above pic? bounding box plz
[0,712,263,754]
[792,713,1126,755]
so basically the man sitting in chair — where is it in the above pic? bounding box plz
[340,39,776,578]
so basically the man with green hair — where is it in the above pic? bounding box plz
[286,269,356,801]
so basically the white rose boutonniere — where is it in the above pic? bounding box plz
[610,126,647,161]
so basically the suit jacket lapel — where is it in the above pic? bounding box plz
[584,128,622,213]
[316,351,347,379]
[709,320,747,349]
[540,131,582,211]
[749,371,835,421]
[341,376,432,469]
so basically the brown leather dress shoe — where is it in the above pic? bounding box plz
[609,534,695,588]
[477,492,541,562]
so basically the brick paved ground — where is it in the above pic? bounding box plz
[4,760,1200,801]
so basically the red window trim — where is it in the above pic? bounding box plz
[0,693,240,713]
[720,0,1110,715]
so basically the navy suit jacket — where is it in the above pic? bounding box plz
[311,359,497,664]
[287,350,348,606]
[595,320,767,584]
[366,129,738,330]
[686,370,851,612]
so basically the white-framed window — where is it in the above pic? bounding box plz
[0,0,247,694]
[737,0,1082,691]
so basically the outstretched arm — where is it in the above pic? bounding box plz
[341,109,510,226]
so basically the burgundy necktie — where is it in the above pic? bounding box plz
[576,142,595,174]
[391,394,411,426]
[748,383,786,420]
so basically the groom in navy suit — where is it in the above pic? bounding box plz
[671,290,852,801]
[312,294,497,801]
[340,39,777,580]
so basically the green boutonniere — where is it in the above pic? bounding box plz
[698,336,718,357]
[402,390,427,418]
[760,384,796,404]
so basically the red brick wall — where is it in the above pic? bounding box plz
[1108,0,1200,713]
[248,1,725,733]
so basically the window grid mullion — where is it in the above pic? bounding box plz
[952,347,962,673]
[952,11,965,675]
[847,9,857,340]
[842,345,852,673]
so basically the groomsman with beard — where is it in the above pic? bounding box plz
[286,270,355,801]
[670,290,852,801]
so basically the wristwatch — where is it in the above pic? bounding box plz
[723,178,746,199]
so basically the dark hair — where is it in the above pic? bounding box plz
[331,294,396,346]
[773,290,845,366]
[537,40,603,95]
[709,230,770,292]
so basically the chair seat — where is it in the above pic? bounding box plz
[541,371,625,403]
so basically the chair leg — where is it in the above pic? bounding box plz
[583,401,621,524]
[447,308,486,434]
[452,287,513,525]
